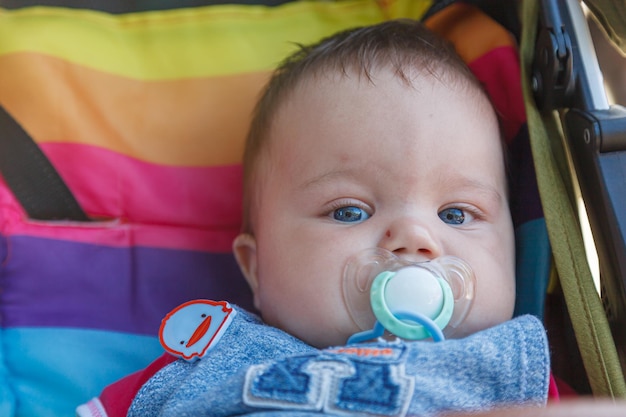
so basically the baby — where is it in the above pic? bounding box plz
[77,19,553,417]
[232,16,516,349]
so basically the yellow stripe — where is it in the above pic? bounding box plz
[0,0,432,80]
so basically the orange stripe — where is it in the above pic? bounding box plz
[424,3,515,65]
[0,52,270,166]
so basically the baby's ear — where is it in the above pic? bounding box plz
[233,233,261,310]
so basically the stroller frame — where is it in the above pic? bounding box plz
[527,0,626,395]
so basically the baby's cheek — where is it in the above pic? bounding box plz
[483,277,515,320]
[471,273,515,330]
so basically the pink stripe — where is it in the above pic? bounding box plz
[0,200,238,252]
[41,143,243,226]
[0,143,243,252]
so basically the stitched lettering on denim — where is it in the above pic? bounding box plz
[243,351,413,416]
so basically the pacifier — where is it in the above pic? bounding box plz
[343,248,475,344]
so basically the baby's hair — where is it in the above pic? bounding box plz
[241,19,490,233]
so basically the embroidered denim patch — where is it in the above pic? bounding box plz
[243,345,413,416]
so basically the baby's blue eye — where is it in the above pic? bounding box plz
[439,208,465,225]
[333,206,370,223]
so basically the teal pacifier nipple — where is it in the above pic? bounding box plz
[342,249,475,344]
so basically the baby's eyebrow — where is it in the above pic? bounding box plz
[443,176,504,204]
[298,168,360,190]
[299,169,505,206]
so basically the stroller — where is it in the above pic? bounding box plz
[0,0,624,415]
[522,0,626,397]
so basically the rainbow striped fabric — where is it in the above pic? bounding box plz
[0,2,548,416]
[0,1,434,416]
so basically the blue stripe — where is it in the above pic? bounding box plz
[514,218,552,318]
[1,327,163,417]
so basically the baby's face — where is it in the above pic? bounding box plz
[235,68,515,348]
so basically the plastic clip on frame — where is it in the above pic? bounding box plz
[532,0,626,374]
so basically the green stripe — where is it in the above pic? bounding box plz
[0,0,431,79]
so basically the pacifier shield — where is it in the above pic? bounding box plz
[343,249,476,342]
[342,248,399,331]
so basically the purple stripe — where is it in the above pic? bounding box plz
[509,124,544,228]
[0,235,254,335]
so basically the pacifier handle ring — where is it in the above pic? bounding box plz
[370,271,454,340]
[393,311,445,342]
[347,321,386,345]
[346,311,444,344]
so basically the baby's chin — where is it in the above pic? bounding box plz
[286,316,516,347]
[272,322,353,349]
[451,315,515,339]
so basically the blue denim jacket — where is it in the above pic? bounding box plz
[128,308,549,417]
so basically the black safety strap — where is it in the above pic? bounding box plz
[0,105,89,221]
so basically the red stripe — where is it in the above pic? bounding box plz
[468,46,527,143]
[99,353,177,417]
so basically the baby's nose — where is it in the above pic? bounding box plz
[379,218,442,261]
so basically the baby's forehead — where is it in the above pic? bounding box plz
[268,71,499,154]
[271,66,494,130]
[255,60,501,160]
[301,61,476,91]
[294,64,488,113]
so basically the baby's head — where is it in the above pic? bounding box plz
[234,19,515,348]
